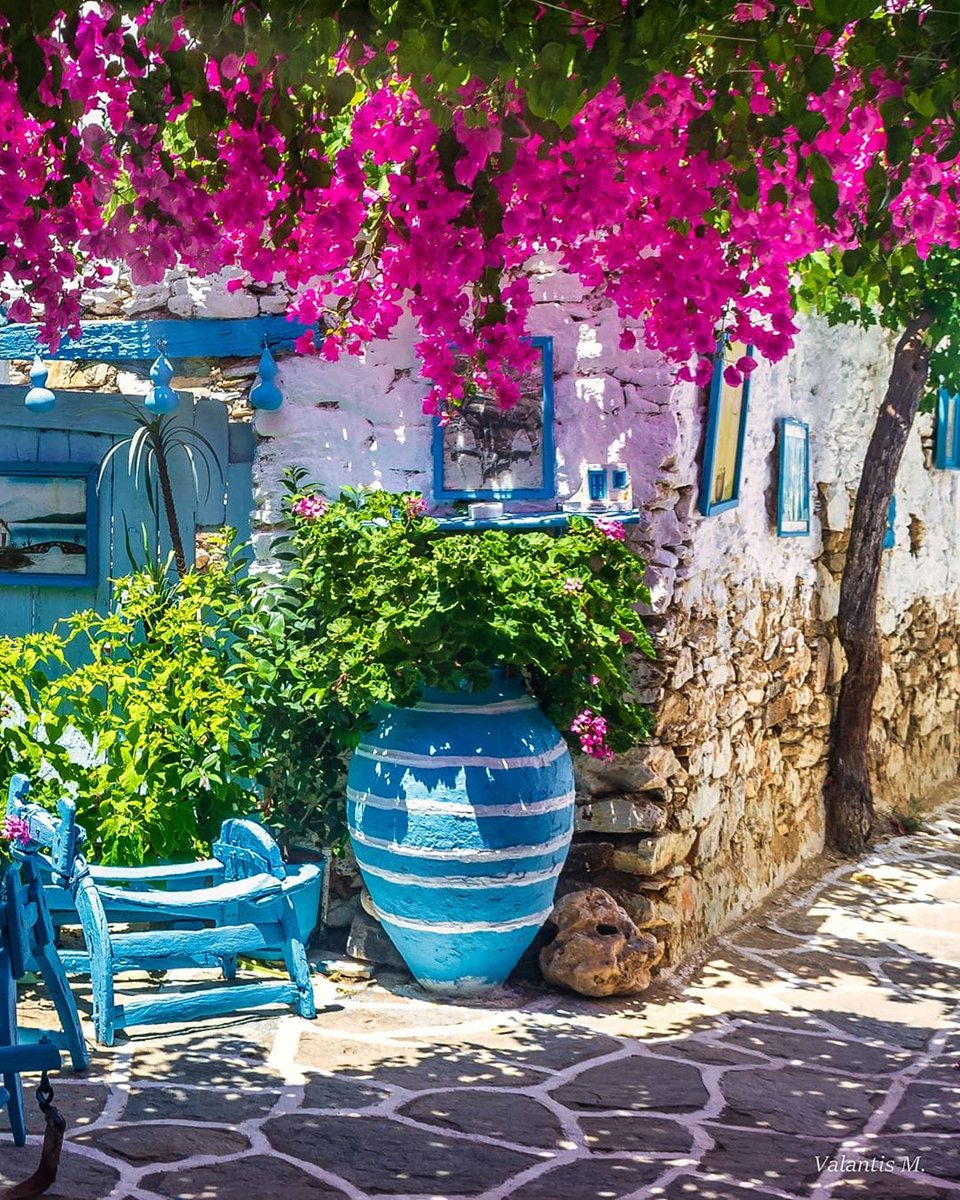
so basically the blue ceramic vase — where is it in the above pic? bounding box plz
[346,670,575,993]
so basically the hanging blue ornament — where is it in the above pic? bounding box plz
[249,344,283,411]
[145,349,179,414]
[24,355,55,413]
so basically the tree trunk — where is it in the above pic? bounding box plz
[824,313,933,855]
[152,432,188,579]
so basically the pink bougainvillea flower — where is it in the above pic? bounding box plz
[404,495,428,518]
[3,9,959,414]
[291,494,328,520]
[2,815,31,847]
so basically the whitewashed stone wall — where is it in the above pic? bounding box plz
[114,267,960,966]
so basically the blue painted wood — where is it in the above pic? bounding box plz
[0,387,253,638]
[0,779,87,1143]
[776,417,811,538]
[192,398,229,527]
[8,777,321,1045]
[433,508,643,533]
[0,316,315,362]
[117,980,300,1031]
[226,422,255,549]
[935,386,960,470]
[432,336,556,502]
[699,340,754,517]
[884,495,897,550]
[345,669,575,994]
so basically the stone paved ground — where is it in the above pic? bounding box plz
[1,790,958,1200]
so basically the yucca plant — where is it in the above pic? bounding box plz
[98,405,223,578]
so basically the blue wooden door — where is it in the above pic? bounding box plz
[0,387,252,638]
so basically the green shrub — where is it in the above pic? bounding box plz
[0,553,268,865]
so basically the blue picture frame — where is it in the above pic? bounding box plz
[699,340,754,516]
[0,463,99,588]
[935,386,960,470]
[777,417,811,537]
[432,336,555,502]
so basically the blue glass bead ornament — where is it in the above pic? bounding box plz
[249,344,283,411]
[24,356,55,413]
[145,349,179,414]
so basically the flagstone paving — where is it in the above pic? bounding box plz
[0,790,958,1200]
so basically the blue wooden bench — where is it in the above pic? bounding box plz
[0,848,87,1146]
[7,775,322,1046]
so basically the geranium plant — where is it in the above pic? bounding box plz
[258,471,655,843]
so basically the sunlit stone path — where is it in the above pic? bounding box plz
[1,789,958,1200]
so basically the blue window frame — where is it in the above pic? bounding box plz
[777,417,811,537]
[699,340,754,516]
[935,386,960,470]
[883,495,896,550]
[0,463,99,588]
[432,336,555,502]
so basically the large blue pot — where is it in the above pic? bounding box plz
[346,671,575,993]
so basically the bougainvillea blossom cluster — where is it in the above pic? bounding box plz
[2,9,960,411]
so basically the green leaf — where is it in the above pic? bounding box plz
[804,55,835,95]
[811,177,839,222]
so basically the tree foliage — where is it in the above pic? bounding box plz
[1,2,960,406]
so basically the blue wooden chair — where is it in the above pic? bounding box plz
[7,775,321,1046]
[0,848,87,1145]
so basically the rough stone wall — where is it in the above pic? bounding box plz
[111,267,960,971]
[570,316,960,966]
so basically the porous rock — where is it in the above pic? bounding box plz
[539,888,663,997]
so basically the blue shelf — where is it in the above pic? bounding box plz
[433,509,643,533]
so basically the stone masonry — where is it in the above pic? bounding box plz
[97,266,960,980]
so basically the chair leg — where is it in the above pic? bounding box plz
[35,942,89,1071]
[0,948,26,1146]
[278,902,315,1019]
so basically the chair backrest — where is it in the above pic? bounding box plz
[213,818,286,882]
[6,775,87,888]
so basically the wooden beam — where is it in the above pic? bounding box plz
[0,316,315,362]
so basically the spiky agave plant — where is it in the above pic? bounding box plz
[98,405,224,578]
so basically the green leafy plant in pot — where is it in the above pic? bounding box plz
[264,470,655,992]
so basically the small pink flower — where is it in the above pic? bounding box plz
[291,494,328,521]
[405,495,428,518]
[570,708,614,761]
[562,577,583,593]
[595,517,626,543]
[2,815,31,848]
[589,674,601,687]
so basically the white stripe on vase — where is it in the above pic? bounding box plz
[353,739,569,771]
[348,827,573,861]
[356,860,564,889]
[346,786,575,818]
[375,906,555,934]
